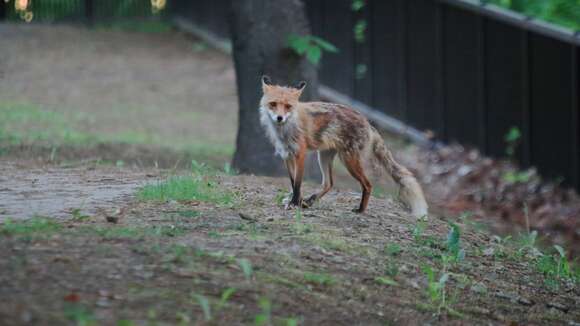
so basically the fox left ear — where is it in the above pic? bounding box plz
[295,81,307,91]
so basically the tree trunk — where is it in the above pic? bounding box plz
[229,0,319,176]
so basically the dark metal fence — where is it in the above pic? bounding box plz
[172,0,580,190]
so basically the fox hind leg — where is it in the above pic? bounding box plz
[304,150,336,207]
[341,153,372,213]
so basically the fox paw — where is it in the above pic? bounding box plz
[303,195,317,208]
[284,200,302,210]
[351,207,365,214]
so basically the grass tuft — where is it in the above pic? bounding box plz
[137,161,235,205]
[0,217,62,236]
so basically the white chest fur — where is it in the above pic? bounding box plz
[259,106,300,159]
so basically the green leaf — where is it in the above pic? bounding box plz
[287,34,309,54]
[439,273,450,286]
[306,46,322,65]
[254,315,268,326]
[217,287,236,310]
[504,126,521,142]
[446,222,461,254]
[351,0,365,11]
[237,258,253,281]
[375,276,399,286]
[554,245,566,258]
[193,294,212,321]
[285,318,299,326]
[311,36,339,53]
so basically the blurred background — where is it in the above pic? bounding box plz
[1,0,580,253]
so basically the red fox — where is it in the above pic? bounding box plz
[259,76,428,218]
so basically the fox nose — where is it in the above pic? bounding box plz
[277,116,283,122]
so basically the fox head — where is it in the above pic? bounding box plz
[260,75,307,126]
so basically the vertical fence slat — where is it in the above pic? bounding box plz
[436,2,446,141]
[398,0,408,123]
[443,5,483,146]
[530,33,574,184]
[572,45,579,188]
[320,0,355,97]
[521,29,531,167]
[371,0,403,119]
[406,0,445,136]
[476,15,487,151]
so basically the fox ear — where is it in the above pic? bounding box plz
[262,75,273,86]
[296,81,307,91]
[262,75,273,92]
[296,81,306,93]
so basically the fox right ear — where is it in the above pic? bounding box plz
[262,75,272,86]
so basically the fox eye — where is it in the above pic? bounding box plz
[285,104,292,110]
[268,102,276,109]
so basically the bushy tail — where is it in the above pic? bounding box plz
[371,131,428,218]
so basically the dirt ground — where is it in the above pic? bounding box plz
[1,24,579,325]
[1,167,579,325]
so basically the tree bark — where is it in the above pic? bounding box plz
[229,0,319,176]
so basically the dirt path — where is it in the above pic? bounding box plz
[0,160,158,221]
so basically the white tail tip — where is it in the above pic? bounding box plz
[399,176,429,219]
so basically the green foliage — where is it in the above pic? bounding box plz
[375,276,399,286]
[191,287,236,322]
[384,243,402,256]
[287,34,338,65]
[274,189,288,206]
[63,303,96,326]
[351,0,366,11]
[421,265,461,317]
[353,20,367,43]
[303,272,336,286]
[515,230,542,257]
[502,170,531,184]
[254,297,272,326]
[536,245,578,284]
[355,63,368,79]
[0,102,93,145]
[223,162,237,176]
[0,218,62,236]
[292,209,312,234]
[501,126,532,184]
[504,126,521,157]
[192,294,212,321]
[71,208,90,221]
[237,258,254,281]
[412,219,428,243]
[486,0,580,30]
[137,161,235,205]
[446,223,465,263]
[217,288,237,311]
